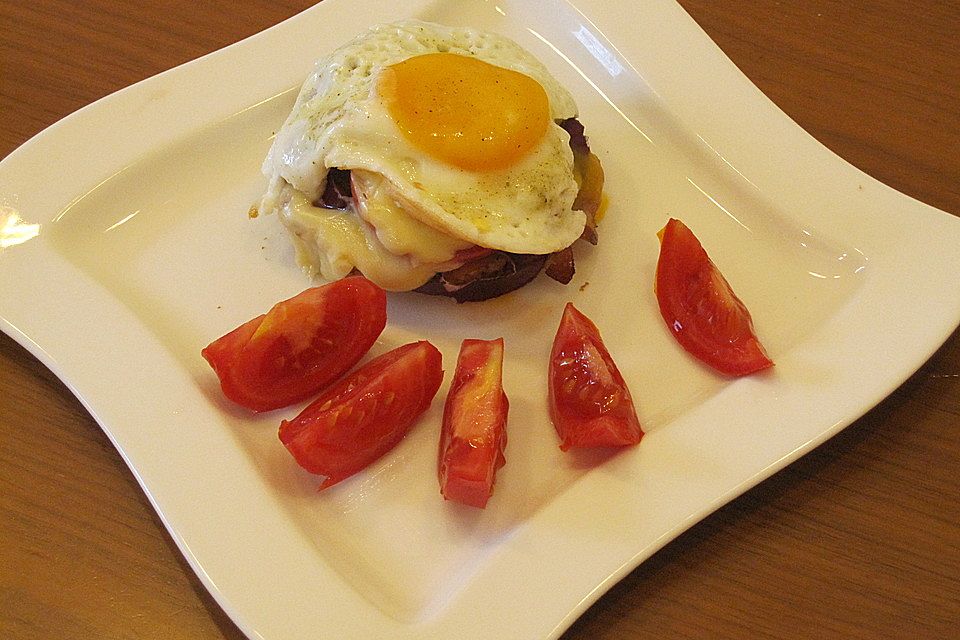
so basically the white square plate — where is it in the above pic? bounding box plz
[2,0,959,638]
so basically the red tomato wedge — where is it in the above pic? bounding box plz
[548,303,643,450]
[279,341,443,489]
[655,218,773,376]
[438,338,509,509]
[201,277,387,412]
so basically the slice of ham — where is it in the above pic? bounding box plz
[544,246,575,285]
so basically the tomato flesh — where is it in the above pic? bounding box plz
[439,338,509,508]
[655,218,773,376]
[201,276,387,412]
[279,341,443,489]
[548,303,643,450]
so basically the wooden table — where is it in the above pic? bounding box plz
[2,1,957,637]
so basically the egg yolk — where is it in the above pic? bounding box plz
[381,53,550,171]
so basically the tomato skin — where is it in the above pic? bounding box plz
[655,218,773,376]
[278,341,443,489]
[438,338,509,509]
[201,277,387,412]
[548,304,643,451]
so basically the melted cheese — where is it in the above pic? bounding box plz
[351,170,471,262]
[274,183,462,291]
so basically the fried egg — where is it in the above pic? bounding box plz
[260,20,586,291]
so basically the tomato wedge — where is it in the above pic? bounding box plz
[278,341,443,489]
[201,276,387,412]
[655,218,773,376]
[548,303,643,450]
[438,338,509,508]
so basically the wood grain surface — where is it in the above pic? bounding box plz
[1,1,958,638]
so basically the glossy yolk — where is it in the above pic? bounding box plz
[381,53,550,171]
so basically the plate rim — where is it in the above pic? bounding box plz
[2,0,959,638]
